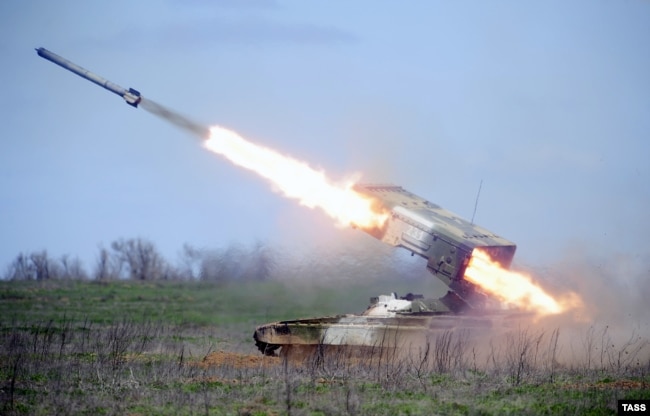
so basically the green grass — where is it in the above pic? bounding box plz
[0,278,437,325]
[0,279,648,415]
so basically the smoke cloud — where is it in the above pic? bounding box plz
[140,98,209,139]
[139,93,649,370]
[270,234,649,370]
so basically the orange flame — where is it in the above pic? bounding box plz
[464,249,582,315]
[204,126,388,229]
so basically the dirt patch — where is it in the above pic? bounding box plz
[185,375,244,385]
[198,350,281,369]
[564,379,649,390]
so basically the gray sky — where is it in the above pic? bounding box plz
[1,0,648,272]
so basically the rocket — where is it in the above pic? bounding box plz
[36,47,142,108]
[36,47,210,138]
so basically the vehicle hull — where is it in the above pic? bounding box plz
[254,311,527,356]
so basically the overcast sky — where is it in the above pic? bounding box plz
[1,0,648,274]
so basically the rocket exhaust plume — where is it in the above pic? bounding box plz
[205,126,389,228]
[139,100,388,229]
[465,249,583,315]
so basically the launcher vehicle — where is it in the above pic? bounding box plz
[254,184,523,356]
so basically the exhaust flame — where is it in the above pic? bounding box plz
[204,126,388,229]
[465,249,582,315]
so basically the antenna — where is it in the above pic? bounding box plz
[471,179,483,225]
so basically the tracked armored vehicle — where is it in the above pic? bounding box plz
[254,185,522,356]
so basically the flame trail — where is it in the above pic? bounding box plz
[465,249,582,315]
[205,126,388,229]
[139,99,387,228]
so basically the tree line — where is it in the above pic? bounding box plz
[3,238,276,282]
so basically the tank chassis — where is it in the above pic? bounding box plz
[254,184,518,356]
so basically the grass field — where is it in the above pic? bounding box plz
[1,279,648,415]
